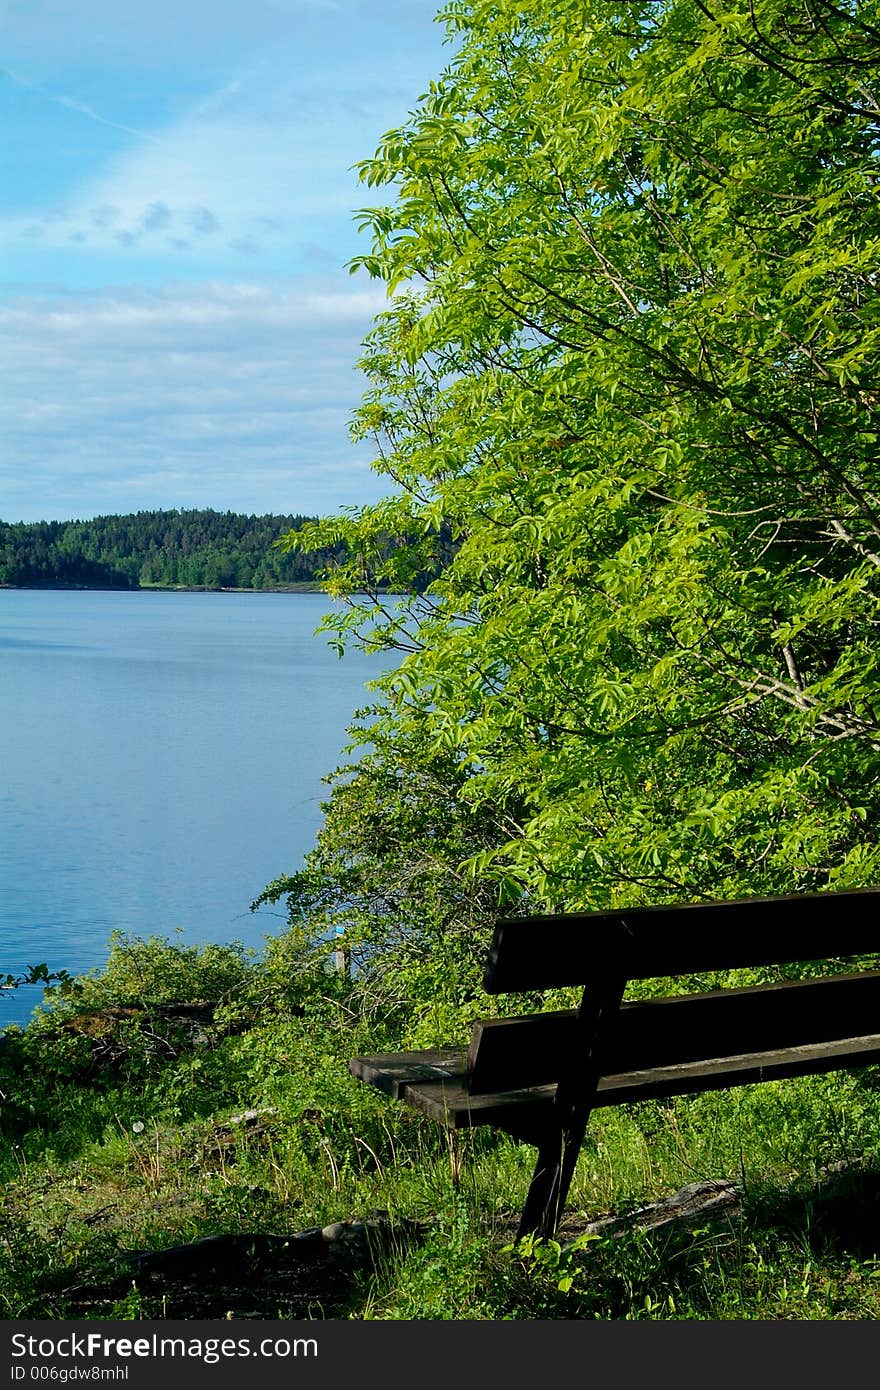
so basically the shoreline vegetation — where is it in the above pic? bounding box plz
[0,509,338,593]
[0,580,327,593]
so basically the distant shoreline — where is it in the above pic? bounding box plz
[0,582,396,595]
[0,581,326,594]
[0,509,337,592]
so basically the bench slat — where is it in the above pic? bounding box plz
[349,1049,463,1100]
[484,888,880,992]
[467,970,880,1093]
[351,1034,880,1131]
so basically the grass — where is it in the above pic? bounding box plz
[3,938,880,1319]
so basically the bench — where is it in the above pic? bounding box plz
[350,886,880,1240]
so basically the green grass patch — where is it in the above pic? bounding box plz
[4,936,880,1318]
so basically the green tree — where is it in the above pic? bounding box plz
[254,715,520,1042]
[284,0,880,913]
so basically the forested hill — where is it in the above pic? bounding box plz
[0,510,339,590]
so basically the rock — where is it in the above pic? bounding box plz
[224,1107,279,1128]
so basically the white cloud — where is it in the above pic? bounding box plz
[0,277,391,521]
[1,65,405,270]
[0,4,444,522]
[0,65,159,141]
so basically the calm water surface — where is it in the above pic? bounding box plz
[0,590,388,1027]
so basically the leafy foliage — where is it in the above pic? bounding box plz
[8,934,259,1092]
[286,0,880,912]
[254,716,527,1044]
[1,963,71,999]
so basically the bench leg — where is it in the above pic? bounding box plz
[517,1113,591,1242]
[517,1131,564,1241]
[517,976,624,1242]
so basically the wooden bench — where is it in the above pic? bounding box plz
[350,886,880,1240]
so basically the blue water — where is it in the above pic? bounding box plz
[0,589,388,1028]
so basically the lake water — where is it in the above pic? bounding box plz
[0,589,389,1029]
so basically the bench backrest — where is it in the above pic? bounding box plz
[483,887,880,993]
[469,887,880,1098]
[467,970,880,1092]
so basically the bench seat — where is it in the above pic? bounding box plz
[351,1031,880,1131]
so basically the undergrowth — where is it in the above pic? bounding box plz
[3,934,880,1319]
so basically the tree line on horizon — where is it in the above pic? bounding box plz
[0,509,339,591]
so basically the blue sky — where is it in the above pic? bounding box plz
[1,0,450,522]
